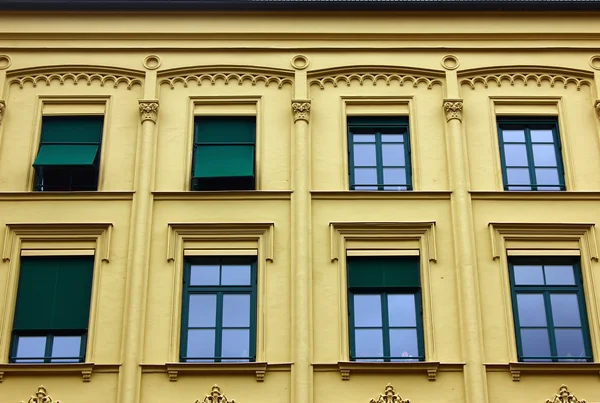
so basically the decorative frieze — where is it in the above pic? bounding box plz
[139,100,159,124]
[460,72,591,91]
[9,72,143,90]
[292,100,311,123]
[197,385,234,403]
[546,385,586,403]
[443,99,463,122]
[21,386,59,403]
[309,72,442,90]
[370,384,410,403]
[160,72,293,89]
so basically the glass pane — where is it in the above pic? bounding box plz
[513,265,544,285]
[221,265,251,285]
[556,329,587,361]
[381,134,404,143]
[530,129,554,142]
[535,168,560,186]
[354,185,379,190]
[383,168,406,185]
[222,329,250,359]
[222,294,250,327]
[382,144,405,166]
[190,265,220,286]
[51,336,81,362]
[15,336,46,361]
[506,168,531,185]
[354,329,383,359]
[502,129,525,142]
[188,294,217,327]
[388,294,416,327]
[520,328,551,359]
[186,329,215,359]
[390,329,419,360]
[353,134,375,143]
[353,295,382,327]
[353,144,377,166]
[504,144,528,166]
[516,294,547,326]
[354,168,377,186]
[550,294,582,327]
[532,144,557,167]
[544,265,575,285]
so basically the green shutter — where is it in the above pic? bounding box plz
[41,116,103,144]
[13,257,94,331]
[348,257,420,288]
[193,145,254,178]
[195,116,255,143]
[33,144,99,167]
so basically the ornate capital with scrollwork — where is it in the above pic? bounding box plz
[0,100,5,125]
[443,99,463,122]
[139,100,159,124]
[546,385,586,403]
[292,100,311,123]
[21,385,59,403]
[594,100,600,119]
[369,384,410,403]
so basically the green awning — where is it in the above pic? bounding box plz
[193,145,254,178]
[33,144,99,167]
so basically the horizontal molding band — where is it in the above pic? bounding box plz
[152,191,292,201]
[311,191,452,200]
[471,191,600,201]
[0,191,134,201]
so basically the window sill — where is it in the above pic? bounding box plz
[0,362,120,382]
[140,362,292,382]
[0,191,134,201]
[312,361,465,381]
[152,190,292,201]
[470,191,600,201]
[310,191,452,200]
[485,362,600,381]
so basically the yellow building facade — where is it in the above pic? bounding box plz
[0,6,599,403]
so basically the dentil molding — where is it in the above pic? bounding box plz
[369,384,410,403]
[546,385,586,403]
[443,99,463,122]
[139,100,159,124]
[20,386,59,403]
[292,100,311,123]
[197,385,234,403]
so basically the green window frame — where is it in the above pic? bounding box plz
[497,118,566,191]
[191,116,256,191]
[180,257,257,362]
[509,257,592,362]
[347,256,424,362]
[10,256,94,363]
[33,115,104,191]
[348,117,412,191]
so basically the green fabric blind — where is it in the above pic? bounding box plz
[348,257,420,288]
[195,116,255,143]
[41,116,103,144]
[348,116,408,127]
[13,257,94,331]
[33,144,99,167]
[193,145,254,178]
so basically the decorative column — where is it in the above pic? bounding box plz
[290,54,313,403]
[442,55,488,403]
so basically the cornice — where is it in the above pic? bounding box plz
[485,362,600,382]
[470,191,600,201]
[152,190,292,201]
[0,363,120,383]
[311,190,451,200]
[140,362,292,382]
[308,65,444,89]
[158,65,293,89]
[312,361,465,381]
[0,191,134,201]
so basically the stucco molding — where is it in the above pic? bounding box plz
[7,65,144,90]
[443,99,463,122]
[369,384,410,403]
[140,362,292,382]
[0,363,120,383]
[196,385,234,403]
[158,65,293,89]
[459,66,593,90]
[292,99,311,123]
[0,100,5,125]
[546,385,586,403]
[312,361,464,381]
[308,66,444,90]
[139,100,159,123]
[20,386,59,403]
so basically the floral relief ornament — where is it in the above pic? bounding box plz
[196,385,234,403]
[21,386,58,403]
[292,100,311,123]
[443,100,463,122]
[138,100,159,123]
[370,384,410,403]
[546,385,586,403]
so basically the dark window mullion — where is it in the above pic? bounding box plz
[414,291,425,358]
[543,291,559,361]
[375,131,384,190]
[381,293,391,361]
[348,291,357,360]
[348,131,356,189]
[215,292,224,362]
[45,334,54,363]
[523,127,537,190]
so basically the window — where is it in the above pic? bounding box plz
[509,257,592,362]
[497,118,565,191]
[348,117,412,191]
[192,117,256,191]
[10,256,94,363]
[181,257,257,362]
[33,116,104,191]
[347,257,424,361]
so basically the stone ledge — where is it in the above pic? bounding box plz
[140,362,292,382]
[313,361,465,381]
[485,362,600,381]
[0,363,120,382]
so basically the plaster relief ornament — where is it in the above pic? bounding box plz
[370,384,410,403]
[546,385,586,403]
[21,386,59,403]
[139,101,159,124]
[0,100,5,124]
[292,101,311,123]
[196,385,235,403]
[443,100,463,122]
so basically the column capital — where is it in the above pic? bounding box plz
[443,99,463,122]
[0,100,5,125]
[594,100,600,119]
[292,99,311,123]
[139,100,159,124]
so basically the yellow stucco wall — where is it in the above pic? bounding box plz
[0,11,599,403]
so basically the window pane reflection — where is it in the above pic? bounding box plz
[354,295,382,327]
[355,329,383,360]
